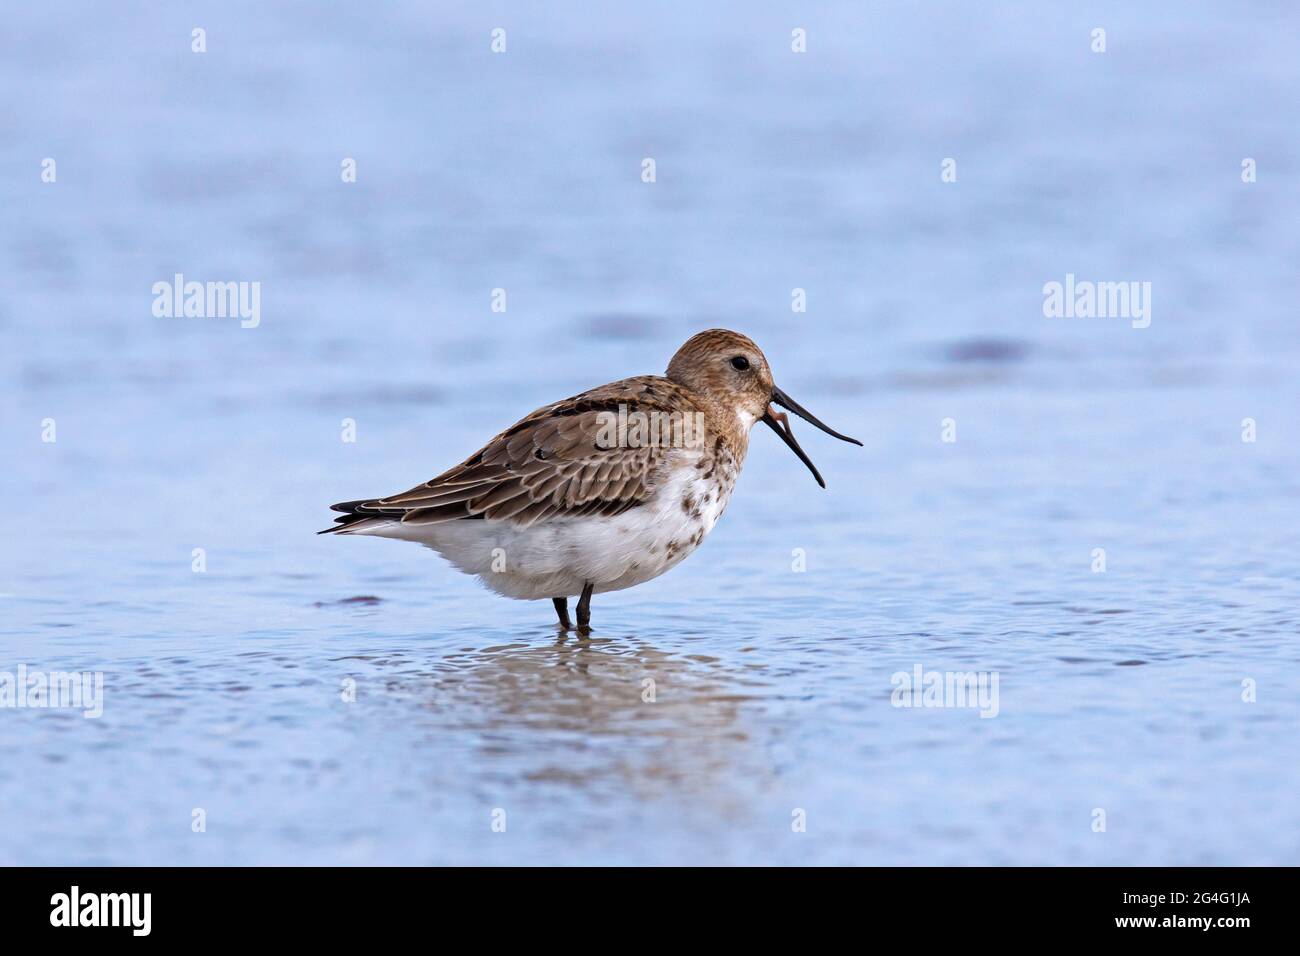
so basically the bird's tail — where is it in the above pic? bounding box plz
[318,499,399,535]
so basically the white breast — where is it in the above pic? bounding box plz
[361,452,738,600]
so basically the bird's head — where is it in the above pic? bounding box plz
[666,329,862,487]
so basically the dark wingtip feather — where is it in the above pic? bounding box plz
[320,500,384,534]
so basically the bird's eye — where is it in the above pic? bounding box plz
[730,355,750,371]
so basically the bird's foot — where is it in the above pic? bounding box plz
[552,597,573,631]
[574,581,593,634]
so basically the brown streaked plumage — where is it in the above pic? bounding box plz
[325,375,701,532]
[322,329,861,630]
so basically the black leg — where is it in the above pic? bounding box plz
[575,581,594,631]
[552,597,572,630]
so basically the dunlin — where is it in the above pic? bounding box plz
[322,329,861,630]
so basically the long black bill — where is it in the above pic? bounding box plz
[762,386,863,488]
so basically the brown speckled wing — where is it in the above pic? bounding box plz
[326,376,698,530]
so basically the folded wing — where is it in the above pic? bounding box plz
[323,377,693,531]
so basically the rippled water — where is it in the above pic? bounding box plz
[2,2,1298,865]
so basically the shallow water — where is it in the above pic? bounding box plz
[2,2,1298,865]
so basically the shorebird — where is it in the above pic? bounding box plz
[322,329,860,630]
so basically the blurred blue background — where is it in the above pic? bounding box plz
[1,1,1297,864]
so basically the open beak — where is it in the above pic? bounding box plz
[761,385,863,488]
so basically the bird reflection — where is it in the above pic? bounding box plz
[347,630,774,798]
